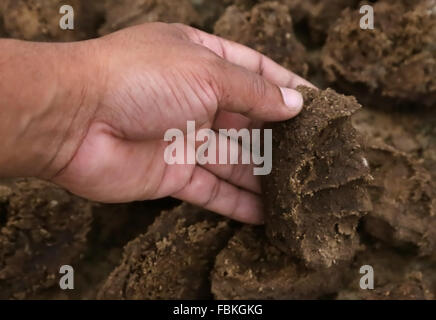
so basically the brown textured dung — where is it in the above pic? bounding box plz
[341,277,433,300]
[1,0,99,41]
[352,107,436,255]
[69,199,179,300]
[352,107,436,177]
[287,0,360,44]
[403,113,436,179]
[17,199,179,300]
[221,0,359,44]
[1,0,436,301]
[362,141,436,255]
[97,203,235,300]
[352,108,422,155]
[0,179,92,299]
[262,87,372,269]
[211,226,351,299]
[214,1,308,77]
[221,0,258,10]
[337,245,436,300]
[190,0,227,32]
[322,0,436,107]
[99,0,199,35]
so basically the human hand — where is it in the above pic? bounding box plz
[48,23,313,224]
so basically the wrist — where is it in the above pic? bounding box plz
[0,39,104,179]
[41,40,106,180]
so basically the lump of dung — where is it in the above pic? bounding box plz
[322,0,436,108]
[99,0,199,36]
[89,198,179,250]
[337,245,436,300]
[362,141,436,256]
[352,106,436,258]
[1,0,99,41]
[97,203,235,300]
[340,275,433,300]
[17,199,179,300]
[211,226,351,299]
[220,0,258,10]
[262,86,372,269]
[0,178,92,299]
[352,107,436,178]
[60,198,180,300]
[407,114,436,178]
[286,0,360,45]
[214,1,308,77]
[190,0,227,33]
[220,0,359,45]
[352,108,422,155]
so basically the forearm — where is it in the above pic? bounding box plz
[0,39,101,179]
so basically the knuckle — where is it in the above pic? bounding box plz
[202,49,224,68]
[201,56,226,98]
[170,23,192,38]
[190,45,222,69]
[227,192,241,220]
[251,76,267,99]
[230,164,244,183]
[205,53,222,69]
[203,179,221,208]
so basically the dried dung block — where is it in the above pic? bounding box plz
[212,226,351,299]
[220,0,360,44]
[99,0,199,35]
[340,276,433,300]
[190,0,227,32]
[214,1,308,77]
[1,0,99,41]
[288,0,360,44]
[97,203,235,300]
[322,0,436,107]
[362,141,436,256]
[337,245,436,300]
[352,107,436,177]
[0,178,92,299]
[52,198,180,300]
[262,86,371,269]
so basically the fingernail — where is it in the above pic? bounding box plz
[280,87,303,113]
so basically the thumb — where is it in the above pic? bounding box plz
[212,60,304,121]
